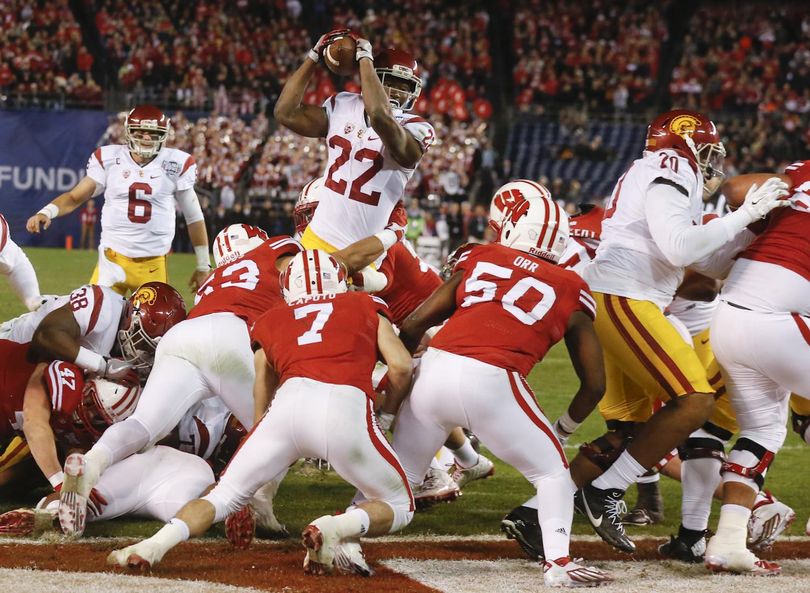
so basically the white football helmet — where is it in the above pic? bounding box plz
[497,184,569,263]
[213,223,269,267]
[281,249,347,304]
[77,378,141,437]
[489,179,553,233]
[294,177,324,236]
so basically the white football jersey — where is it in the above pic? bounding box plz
[85,145,197,258]
[584,149,704,308]
[175,399,232,460]
[0,284,125,355]
[308,92,435,248]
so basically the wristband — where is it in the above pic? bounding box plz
[374,229,398,250]
[48,471,64,489]
[37,204,59,220]
[556,410,581,436]
[75,347,106,374]
[307,49,319,63]
[194,245,212,272]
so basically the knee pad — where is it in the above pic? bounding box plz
[721,438,775,490]
[579,430,631,471]
[678,434,726,463]
[791,412,810,445]
[383,499,413,533]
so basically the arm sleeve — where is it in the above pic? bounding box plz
[176,187,205,225]
[690,228,756,280]
[645,183,751,267]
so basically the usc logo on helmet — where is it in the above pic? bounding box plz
[669,114,701,139]
[133,286,158,307]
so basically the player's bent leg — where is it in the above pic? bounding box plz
[206,314,257,429]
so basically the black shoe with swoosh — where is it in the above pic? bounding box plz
[575,485,636,553]
[500,505,544,561]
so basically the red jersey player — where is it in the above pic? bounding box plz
[706,161,810,576]
[106,249,415,577]
[395,191,612,587]
[58,225,301,537]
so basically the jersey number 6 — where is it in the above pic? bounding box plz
[128,182,153,224]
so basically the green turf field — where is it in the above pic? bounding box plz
[1,248,807,541]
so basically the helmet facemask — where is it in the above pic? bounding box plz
[116,305,159,371]
[125,124,169,159]
[376,70,421,111]
[691,140,727,199]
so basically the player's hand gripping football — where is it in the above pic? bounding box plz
[308,28,350,63]
[739,177,791,222]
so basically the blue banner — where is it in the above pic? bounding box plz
[0,110,110,247]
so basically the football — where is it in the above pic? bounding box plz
[720,173,792,210]
[324,35,357,77]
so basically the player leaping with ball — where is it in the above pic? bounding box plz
[274,30,435,254]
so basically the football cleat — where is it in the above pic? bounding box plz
[302,515,339,576]
[622,481,664,525]
[413,468,461,510]
[747,490,795,551]
[107,540,167,572]
[333,537,374,577]
[225,505,255,549]
[543,556,613,588]
[252,482,289,539]
[500,505,545,561]
[575,486,635,553]
[705,532,780,575]
[58,453,99,537]
[0,508,58,536]
[452,454,495,489]
[658,528,707,563]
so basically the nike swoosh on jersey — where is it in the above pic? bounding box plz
[583,499,603,527]
[367,136,379,141]
[150,175,160,179]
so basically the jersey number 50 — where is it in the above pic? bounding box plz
[324,135,384,206]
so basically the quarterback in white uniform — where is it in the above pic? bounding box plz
[275,30,434,253]
[27,105,211,295]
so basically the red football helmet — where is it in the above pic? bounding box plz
[117,282,187,370]
[374,48,422,111]
[125,104,171,159]
[646,109,726,186]
[294,177,324,236]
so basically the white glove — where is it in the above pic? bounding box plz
[102,357,135,381]
[355,38,373,62]
[737,177,791,224]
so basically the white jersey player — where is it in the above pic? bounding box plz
[27,105,211,295]
[274,30,434,252]
[0,213,51,312]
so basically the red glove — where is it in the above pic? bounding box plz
[309,29,351,63]
[53,481,108,518]
[385,200,408,242]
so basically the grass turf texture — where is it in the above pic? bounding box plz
[1,247,807,541]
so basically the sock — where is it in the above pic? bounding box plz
[147,518,190,559]
[592,450,645,491]
[522,495,538,510]
[681,456,722,531]
[333,508,370,539]
[636,471,660,485]
[678,524,706,544]
[450,438,479,468]
[536,472,576,560]
[714,504,751,541]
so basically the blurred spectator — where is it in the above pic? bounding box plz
[79,199,98,249]
[467,203,488,243]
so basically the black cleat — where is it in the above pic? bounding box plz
[575,485,635,553]
[623,480,665,525]
[658,526,707,563]
[500,505,544,561]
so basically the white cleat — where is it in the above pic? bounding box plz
[333,537,374,577]
[106,540,167,572]
[413,468,461,510]
[302,515,340,576]
[705,534,781,575]
[748,490,795,551]
[57,453,98,537]
[452,454,495,489]
[543,556,613,588]
[252,481,289,538]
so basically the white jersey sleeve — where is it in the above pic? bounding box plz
[176,154,197,191]
[69,285,127,356]
[84,148,108,198]
[399,115,436,153]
